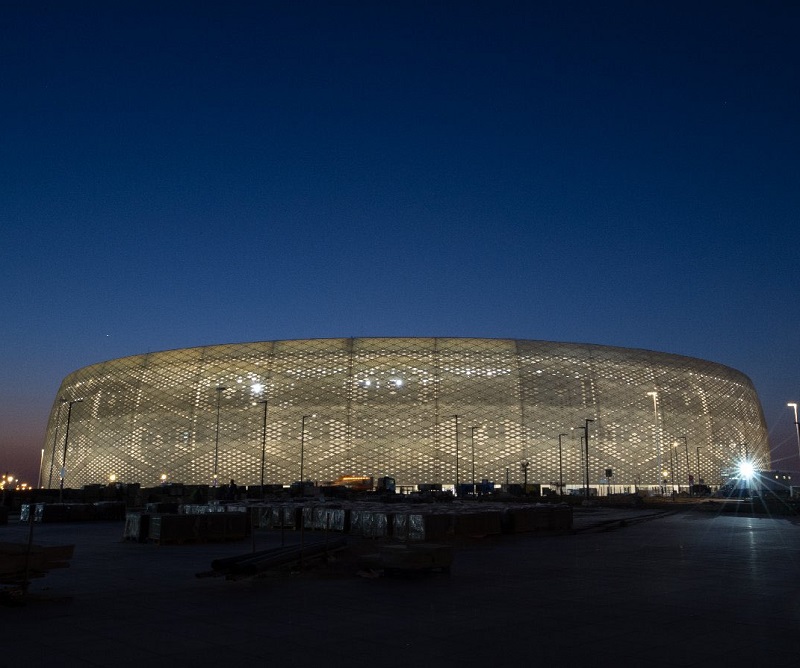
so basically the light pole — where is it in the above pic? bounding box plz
[646,391,662,494]
[558,433,568,497]
[696,446,702,483]
[668,446,675,493]
[470,426,477,494]
[453,415,459,496]
[213,386,227,491]
[521,460,529,492]
[677,435,690,490]
[300,414,313,482]
[48,400,65,489]
[59,398,83,503]
[573,428,584,492]
[257,400,268,498]
[577,419,594,498]
[788,403,800,471]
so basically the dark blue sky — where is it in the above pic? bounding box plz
[2,1,799,485]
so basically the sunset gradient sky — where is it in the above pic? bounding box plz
[2,1,798,485]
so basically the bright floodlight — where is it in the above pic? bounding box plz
[251,383,264,394]
[738,461,755,479]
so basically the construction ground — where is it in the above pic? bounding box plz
[2,502,800,666]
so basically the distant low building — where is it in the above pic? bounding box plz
[720,469,794,498]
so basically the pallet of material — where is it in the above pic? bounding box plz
[302,507,349,532]
[147,513,248,544]
[350,510,390,537]
[148,514,205,544]
[271,505,302,530]
[393,513,453,542]
[123,512,150,542]
[452,511,503,538]
[502,505,573,533]
[20,503,66,523]
[205,512,248,540]
[204,537,347,579]
[503,506,549,533]
[93,502,127,521]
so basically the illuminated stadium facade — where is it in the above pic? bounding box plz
[41,338,769,492]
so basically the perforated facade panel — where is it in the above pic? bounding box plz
[41,338,769,490]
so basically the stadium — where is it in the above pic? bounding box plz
[41,338,769,493]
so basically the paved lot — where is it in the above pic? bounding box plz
[3,506,800,666]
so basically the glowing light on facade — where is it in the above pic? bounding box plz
[40,337,769,489]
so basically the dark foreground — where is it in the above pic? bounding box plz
[2,507,800,666]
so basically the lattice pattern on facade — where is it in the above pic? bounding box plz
[41,338,769,489]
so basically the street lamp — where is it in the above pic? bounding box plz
[571,427,583,491]
[676,435,690,490]
[521,460,529,492]
[576,419,594,498]
[453,415,460,496]
[788,403,800,470]
[300,414,314,482]
[47,400,65,489]
[646,391,662,493]
[668,446,675,493]
[696,446,702,483]
[212,386,227,490]
[257,399,269,497]
[558,433,568,497]
[59,398,83,503]
[470,426,478,494]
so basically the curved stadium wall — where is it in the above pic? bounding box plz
[41,338,769,491]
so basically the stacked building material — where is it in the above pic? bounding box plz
[452,511,503,538]
[302,506,348,532]
[123,512,150,542]
[148,514,204,544]
[349,509,390,537]
[205,512,248,540]
[399,513,453,542]
[125,501,571,545]
[206,538,346,579]
[93,502,126,521]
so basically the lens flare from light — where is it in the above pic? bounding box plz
[738,461,755,478]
